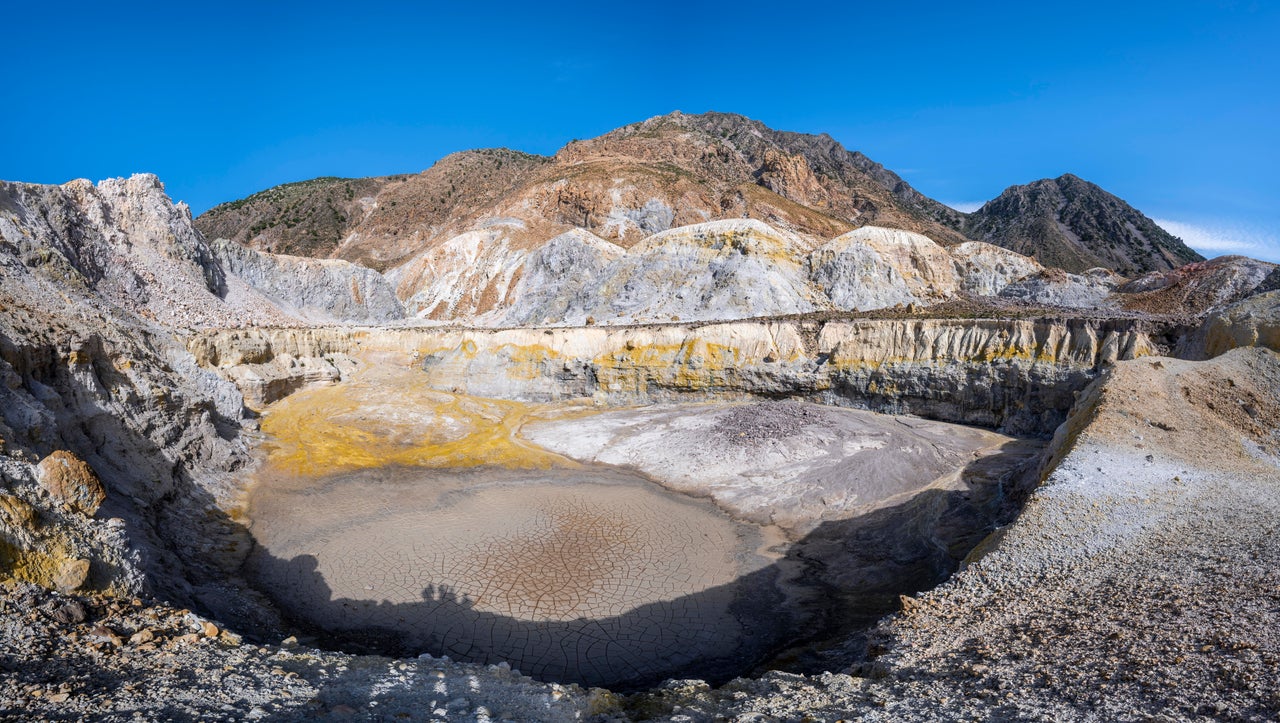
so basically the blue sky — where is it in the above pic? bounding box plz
[4,1,1277,262]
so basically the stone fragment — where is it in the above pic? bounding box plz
[87,624,122,647]
[36,450,106,516]
[201,621,219,638]
[48,599,86,624]
[0,493,37,529]
[54,558,90,593]
[129,629,155,645]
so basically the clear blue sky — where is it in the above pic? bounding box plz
[4,1,1277,261]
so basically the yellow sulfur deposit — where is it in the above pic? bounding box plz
[259,358,588,477]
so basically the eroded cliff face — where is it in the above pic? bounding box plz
[0,262,259,618]
[0,174,408,329]
[210,239,405,323]
[190,316,1168,436]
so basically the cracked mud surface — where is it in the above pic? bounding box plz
[245,466,792,689]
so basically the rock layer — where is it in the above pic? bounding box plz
[190,316,1167,435]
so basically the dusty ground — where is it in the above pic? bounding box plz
[521,399,1028,533]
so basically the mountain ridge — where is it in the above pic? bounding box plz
[188,111,1217,323]
[196,112,1202,285]
[963,172,1203,275]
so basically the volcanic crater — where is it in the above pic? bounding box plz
[2,113,1278,720]
[229,348,1043,691]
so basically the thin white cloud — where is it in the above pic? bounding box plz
[1152,218,1280,263]
[943,201,985,213]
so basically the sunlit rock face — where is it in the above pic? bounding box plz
[191,316,1163,435]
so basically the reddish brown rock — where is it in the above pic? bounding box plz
[54,558,90,593]
[36,451,106,516]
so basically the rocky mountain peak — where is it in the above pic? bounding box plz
[964,173,1204,276]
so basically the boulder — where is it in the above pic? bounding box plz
[36,451,106,516]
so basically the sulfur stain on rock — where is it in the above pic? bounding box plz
[0,494,37,530]
[258,362,582,477]
[36,451,106,516]
[0,538,87,591]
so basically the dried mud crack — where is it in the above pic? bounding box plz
[244,467,790,691]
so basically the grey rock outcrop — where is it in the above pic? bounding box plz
[999,267,1121,309]
[0,175,300,329]
[211,239,405,323]
[494,228,625,326]
[809,229,931,311]
[0,251,258,607]
[949,240,1044,296]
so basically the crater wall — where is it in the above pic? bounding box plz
[191,317,1173,436]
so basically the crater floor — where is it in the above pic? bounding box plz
[238,354,1040,689]
[246,466,788,689]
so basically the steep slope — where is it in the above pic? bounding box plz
[1116,255,1277,316]
[0,175,402,328]
[553,111,972,246]
[0,175,287,329]
[192,176,396,260]
[196,112,967,263]
[210,240,405,323]
[964,173,1204,275]
[196,150,553,270]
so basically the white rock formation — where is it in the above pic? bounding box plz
[386,227,528,320]
[211,239,405,323]
[575,219,826,323]
[949,240,1044,296]
[491,228,625,326]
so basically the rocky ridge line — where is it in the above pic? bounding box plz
[195,112,1206,320]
